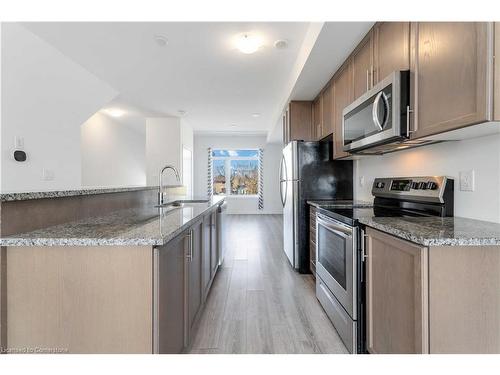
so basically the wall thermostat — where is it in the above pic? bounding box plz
[14,150,27,162]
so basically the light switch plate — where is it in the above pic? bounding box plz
[459,170,475,192]
[42,168,55,181]
[359,176,365,187]
[15,136,24,149]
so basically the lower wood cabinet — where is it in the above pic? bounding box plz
[365,227,500,354]
[365,228,429,354]
[156,207,221,353]
[155,232,189,354]
[187,220,203,341]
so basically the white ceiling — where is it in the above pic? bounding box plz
[22,22,374,141]
[22,22,311,135]
[267,22,374,143]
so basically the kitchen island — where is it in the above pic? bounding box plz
[0,194,225,354]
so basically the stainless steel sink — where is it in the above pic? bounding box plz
[155,199,209,209]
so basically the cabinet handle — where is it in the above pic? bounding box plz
[366,69,370,91]
[371,66,375,87]
[406,105,414,136]
[361,230,368,263]
[186,230,193,262]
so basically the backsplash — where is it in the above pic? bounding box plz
[354,133,500,223]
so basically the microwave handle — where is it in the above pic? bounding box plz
[372,91,389,131]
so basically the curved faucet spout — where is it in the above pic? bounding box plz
[158,165,181,205]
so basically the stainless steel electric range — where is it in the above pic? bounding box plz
[314,176,454,353]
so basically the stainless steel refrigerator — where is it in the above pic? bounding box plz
[279,140,353,273]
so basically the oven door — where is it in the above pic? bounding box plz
[316,213,356,319]
[342,70,409,152]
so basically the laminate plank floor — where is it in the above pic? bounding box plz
[188,214,348,354]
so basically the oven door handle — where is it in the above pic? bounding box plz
[317,215,352,238]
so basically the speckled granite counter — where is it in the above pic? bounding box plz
[359,216,500,247]
[0,196,225,247]
[307,200,373,209]
[0,186,158,202]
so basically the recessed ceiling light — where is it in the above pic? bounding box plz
[252,113,261,118]
[104,108,125,118]
[154,35,168,47]
[178,110,187,116]
[274,39,288,50]
[230,124,237,127]
[235,33,263,54]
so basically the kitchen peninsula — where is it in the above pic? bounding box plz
[0,188,225,354]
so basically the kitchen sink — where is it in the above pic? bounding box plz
[155,199,209,208]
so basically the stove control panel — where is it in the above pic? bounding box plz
[372,176,453,204]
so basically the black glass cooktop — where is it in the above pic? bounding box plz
[318,206,432,226]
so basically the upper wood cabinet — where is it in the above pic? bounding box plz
[495,22,500,120]
[365,228,429,354]
[410,22,492,139]
[282,101,313,144]
[351,31,374,100]
[373,22,410,84]
[332,61,352,159]
[321,83,334,138]
[312,97,323,140]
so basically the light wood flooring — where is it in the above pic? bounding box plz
[188,214,348,354]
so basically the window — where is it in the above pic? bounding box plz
[212,149,259,196]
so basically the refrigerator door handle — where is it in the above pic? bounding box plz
[279,155,284,182]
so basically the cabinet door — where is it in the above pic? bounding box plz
[202,215,211,299]
[373,22,410,84]
[410,22,491,139]
[352,31,374,100]
[332,62,353,159]
[210,211,218,279]
[309,206,317,276]
[313,96,323,140]
[155,232,188,354]
[187,221,203,339]
[365,228,429,354]
[321,83,334,137]
[495,22,500,120]
[289,101,313,141]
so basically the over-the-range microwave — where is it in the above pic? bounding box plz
[342,70,411,154]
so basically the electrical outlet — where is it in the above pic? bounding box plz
[459,170,475,192]
[42,168,55,181]
[14,136,24,149]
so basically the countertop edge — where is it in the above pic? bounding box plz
[1,186,158,202]
[358,217,500,247]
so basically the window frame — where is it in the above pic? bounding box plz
[212,149,260,197]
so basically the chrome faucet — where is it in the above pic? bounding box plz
[158,164,181,206]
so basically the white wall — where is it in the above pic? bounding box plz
[81,112,146,187]
[193,134,283,215]
[354,133,500,223]
[146,117,193,187]
[1,23,117,193]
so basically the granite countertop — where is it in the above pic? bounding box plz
[0,186,158,202]
[0,196,225,247]
[307,199,374,209]
[358,216,500,247]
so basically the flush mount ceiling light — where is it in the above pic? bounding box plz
[274,39,288,50]
[252,113,261,118]
[235,33,263,54]
[104,108,125,118]
[154,35,168,47]
[230,124,237,127]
